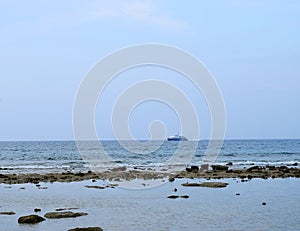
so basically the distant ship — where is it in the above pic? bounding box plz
[167,135,188,141]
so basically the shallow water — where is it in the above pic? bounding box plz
[0,178,299,231]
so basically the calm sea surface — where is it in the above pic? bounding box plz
[0,140,299,173]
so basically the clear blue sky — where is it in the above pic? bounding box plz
[0,0,299,140]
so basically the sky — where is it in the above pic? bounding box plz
[0,0,299,141]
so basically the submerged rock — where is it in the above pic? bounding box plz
[18,214,45,224]
[55,207,79,211]
[0,211,16,215]
[167,195,189,199]
[85,185,106,189]
[180,195,189,198]
[44,211,88,219]
[68,227,103,231]
[182,182,228,188]
[167,195,179,199]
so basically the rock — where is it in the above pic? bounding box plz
[0,211,16,215]
[186,167,192,172]
[168,177,175,182]
[190,166,199,173]
[0,174,9,178]
[111,166,127,172]
[85,185,105,189]
[18,215,45,224]
[55,207,79,211]
[291,162,298,166]
[44,211,88,219]
[246,166,262,172]
[226,162,233,166]
[34,208,41,212]
[173,188,177,192]
[262,202,267,206]
[108,184,118,188]
[182,182,228,188]
[180,195,189,199]
[236,193,240,196]
[211,165,229,171]
[167,195,179,199]
[68,227,103,231]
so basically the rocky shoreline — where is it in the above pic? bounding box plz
[0,164,299,184]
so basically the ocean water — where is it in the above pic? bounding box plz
[0,140,299,173]
[0,178,299,231]
[0,140,299,231]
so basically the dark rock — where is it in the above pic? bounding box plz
[246,166,262,172]
[85,185,105,189]
[211,165,229,171]
[75,172,85,177]
[182,182,228,188]
[167,195,179,199]
[186,167,192,172]
[44,211,88,219]
[279,166,288,170]
[173,188,177,192]
[180,195,189,199]
[18,214,45,224]
[0,211,16,215]
[262,202,266,206]
[291,162,298,166]
[236,193,240,196]
[266,165,276,170]
[0,174,9,178]
[226,162,233,166]
[34,208,41,212]
[190,166,199,173]
[55,207,79,211]
[68,227,103,231]
[168,177,175,182]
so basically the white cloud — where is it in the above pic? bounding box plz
[0,1,189,42]
[120,2,188,30]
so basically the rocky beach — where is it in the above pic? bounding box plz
[1,164,300,230]
[0,164,299,184]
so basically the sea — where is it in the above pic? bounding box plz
[1,139,300,231]
[0,139,299,173]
